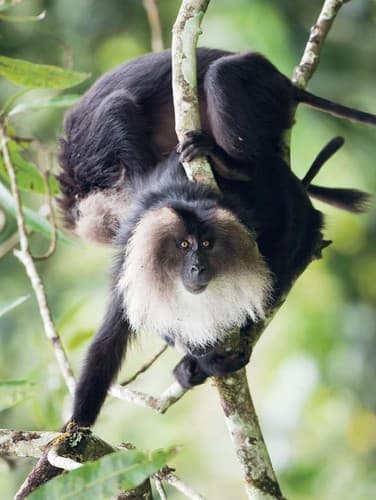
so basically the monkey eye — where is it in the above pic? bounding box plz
[201,239,212,249]
[178,240,190,250]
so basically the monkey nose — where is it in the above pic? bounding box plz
[190,264,206,274]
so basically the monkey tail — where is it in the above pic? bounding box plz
[301,136,344,188]
[295,88,376,127]
[301,136,371,213]
[307,185,371,213]
[56,137,77,231]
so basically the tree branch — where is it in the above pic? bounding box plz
[2,1,352,497]
[171,2,281,498]
[33,168,58,260]
[2,429,202,500]
[171,0,351,498]
[120,345,168,386]
[110,380,186,414]
[0,231,21,259]
[142,0,164,52]
[0,125,76,395]
[155,467,207,500]
[293,0,350,87]
[7,429,153,499]
[171,0,218,188]
[0,429,59,459]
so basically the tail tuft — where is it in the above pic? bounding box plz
[307,185,372,213]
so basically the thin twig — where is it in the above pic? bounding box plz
[153,477,168,500]
[7,134,34,144]
[0,208,5,232]
[0,126,76,395]
[33,168,58,260]
[0,231,20,259]
[157,467,206,500]
[120,345,168,385]
[293,0,350,87]
[142,0,164,52]
[110,381,186,413]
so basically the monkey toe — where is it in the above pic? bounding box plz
[178,130,215,163]
[179,144,199,163]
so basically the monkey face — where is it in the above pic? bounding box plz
[119,204,272,349]
[177,235,214,294]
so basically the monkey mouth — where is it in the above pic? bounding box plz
[184,283,208,295]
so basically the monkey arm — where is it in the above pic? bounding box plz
[68,293,131,428]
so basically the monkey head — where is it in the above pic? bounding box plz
[118,203,272,351]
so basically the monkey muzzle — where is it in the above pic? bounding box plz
[182,263,212,294]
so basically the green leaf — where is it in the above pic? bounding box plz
[8,94,81,116]
[0,55,89,89]
[66,329,94,350]
[0,181,71,244]
[0,0,22,13]
[0,379,36,412]
[29,447,178,500]
[0,141,60,194]
[57,299,87,331]
[0,295,28,317]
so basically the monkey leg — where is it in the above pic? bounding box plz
[66,294,130,428]
[204,52,294,165]
[61,89,156,196]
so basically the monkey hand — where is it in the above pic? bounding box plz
[173,355,208,388]
[173,345,251,389]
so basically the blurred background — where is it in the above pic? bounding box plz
[0,0,375,498]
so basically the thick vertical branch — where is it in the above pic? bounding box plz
[171,0,351,497]
[171,2,281,499]
[215,372,282,499]
[171,0,218,188]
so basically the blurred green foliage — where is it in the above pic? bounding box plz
[0,0,375,499]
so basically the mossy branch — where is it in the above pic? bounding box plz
[171,1,281,498]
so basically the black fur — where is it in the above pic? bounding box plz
[59,48,372,427]
[68,149,324,425]
[58,48,376,228]
[70,291,130,427]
